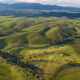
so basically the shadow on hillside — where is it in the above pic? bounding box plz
[0,39,7,49]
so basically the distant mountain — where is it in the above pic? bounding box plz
[0,3,80,18]
[0,3,79,10]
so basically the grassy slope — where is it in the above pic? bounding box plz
[0,16,78,49]
[0,57,25,80]
[0,16,80,80]
[50,64,80,80]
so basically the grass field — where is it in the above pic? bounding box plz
[0,57,25,80]
[0,16,80,80]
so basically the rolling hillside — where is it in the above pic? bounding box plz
[0,16,80,80]
[0,16,78,49]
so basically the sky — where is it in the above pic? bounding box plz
[0,0,80,7]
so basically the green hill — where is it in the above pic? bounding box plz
[0,57,25,80]
[0,16,79,49]
[0,16,80,80]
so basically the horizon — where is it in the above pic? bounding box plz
[0,0,80,7]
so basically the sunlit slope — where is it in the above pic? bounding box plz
[0,57,25,80]
[0,16,79,49]
[50,64,80,80]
